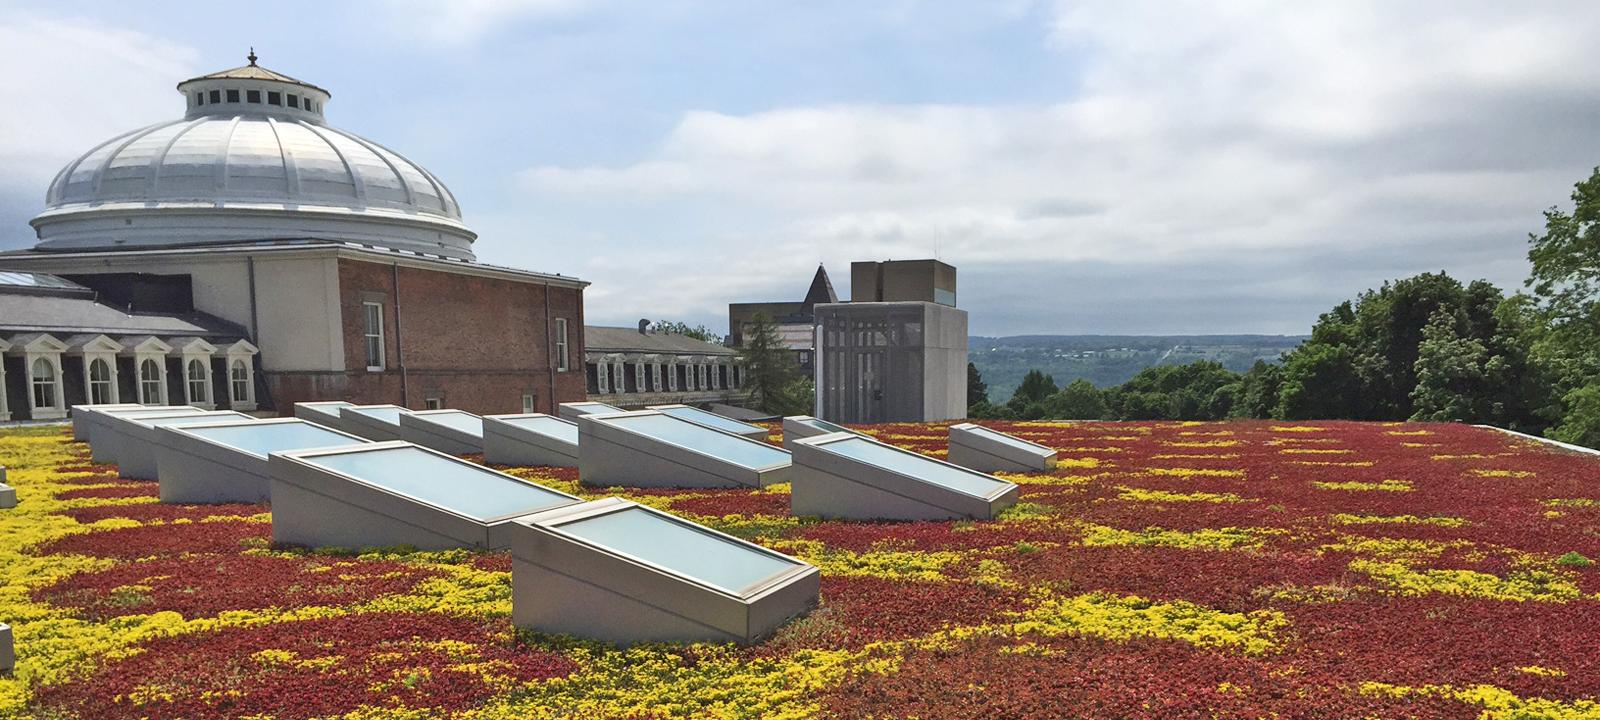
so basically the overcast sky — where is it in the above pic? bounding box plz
[3,1,1598,336]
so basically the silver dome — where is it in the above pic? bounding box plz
[31,58,477,260]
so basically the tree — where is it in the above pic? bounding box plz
[967,362,989,408]
[1527,166,1600,446]
[737,312,805,414]
[653,321,724,345]
[1233,361,1281,419]
[1102,361,1240,420]
[1007,369,1058,417]
[1044,379,1108,419]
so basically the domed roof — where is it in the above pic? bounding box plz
[31,53,476,260]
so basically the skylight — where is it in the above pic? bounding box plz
[179,420,369,459]
[604,413,788,470]
[551,505,802,594]
[301,445,576,521]
[649,404,766,438]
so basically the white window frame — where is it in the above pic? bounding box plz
[30,356,61,414]
[635,362,647,393]
[184,357,212,406]
[363,301,386,371]
[138,358,165,404]
[555,318,570,372]
[650,363,662,392]
[424,397,443,410]
[597,361,611,394]
[229,359,251,406]
[612,362,626,393]
[522,393,536,413]
[14,335,69,420]
[88,357,117,404]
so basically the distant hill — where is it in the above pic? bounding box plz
[969,334,1307,402]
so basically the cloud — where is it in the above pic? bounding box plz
[515,1,1600,333]
[0,16,197,248]
[372,0,599,44]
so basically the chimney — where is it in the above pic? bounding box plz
[638,318,651,334]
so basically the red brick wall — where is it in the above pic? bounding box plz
[263,258,586,415]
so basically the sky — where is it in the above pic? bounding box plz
[2,1,1598,337]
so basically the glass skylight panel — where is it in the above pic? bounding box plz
[553,506,801,594]
[295,401,352,421]
[501,415,579,444]
[304,445,575,520]
[653,405,763,436]
[964,425,1053,454]
[137,413,251,430]
[183,421,367,458]
[607,413,788,469]
[414,410,483,436]
[346,405,406,426]
[822,437,1010,497]
[564,402,620,415]
[799,417,851,434]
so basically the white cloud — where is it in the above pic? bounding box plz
[374,0,598,44]
[515,1,1600,332]
[0,17,197,198]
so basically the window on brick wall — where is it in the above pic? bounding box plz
[523,393,536,413]
[363,302,385,370]
[555,318,570,371]
[425,397,442,410]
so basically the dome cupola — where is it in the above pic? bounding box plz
[32,52,477,260]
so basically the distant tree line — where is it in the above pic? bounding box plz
[970,167,1600,449]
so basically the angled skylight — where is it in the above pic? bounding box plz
[553,505,801,594]
[648,404,767,439]
[111,411,255,480]
[408,410,482,436]
[300,445,575,521]
[558,401,622,421]
[790,432,1019,521]
[580,410,791,488]
[155,418,370,504]
[497,415,579,444]
[178,419,369,458]
[823,436,1009,497]
[343,405,406,426]
[509,498,819,644]
[603,413,788,470]
[484,414,580,468]
[947,423,1058,473]
[294,401,353,424]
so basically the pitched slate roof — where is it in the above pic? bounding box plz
[585,326,735,356]
[0,290,245,338]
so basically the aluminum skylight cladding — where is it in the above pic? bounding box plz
[293,401,354,426]
[398,409,484,455]
[85,406,209,462]
[113,411,255,480]
[175,419,369,459]
[947,423,1059,473]
[483,414,580,468]
[335,404,411,441]
[557,401,622,422]
[155,418,371,504]
[781,415,862,450]
[510,497,819,644]
[70,403,143,441]
[578,410,791,488]
[268,441,582,550]
[648,404,768,439]
[791,432,1019,521]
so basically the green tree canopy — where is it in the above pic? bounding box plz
[967,362,989,408]
[737,312,806,415]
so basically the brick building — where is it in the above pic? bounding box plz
[0,54,586,419]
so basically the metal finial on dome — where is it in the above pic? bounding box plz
[247,47,258,66]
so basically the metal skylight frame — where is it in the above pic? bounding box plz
[578,410,791,489]
[483,413,580,468]
[947,423,1059,473]
[112,410,256,480]
[69,403,144,441]
[155,417,370,503]
[791,432,1019,520]
[267,440,583,551]
[397,408,484,455]
[646,403,768,440]
[334,404,412,441]
[510,496,819,644]
[293,400,354,427]
[781,415,863,450]
[557,401,622,422]
[83,406,209,463]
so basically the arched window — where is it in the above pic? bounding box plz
[186,358,210,403]
[140,358,163,403]
[89,358,114,404]
[230,359,250,404]
[31,358,57,409]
